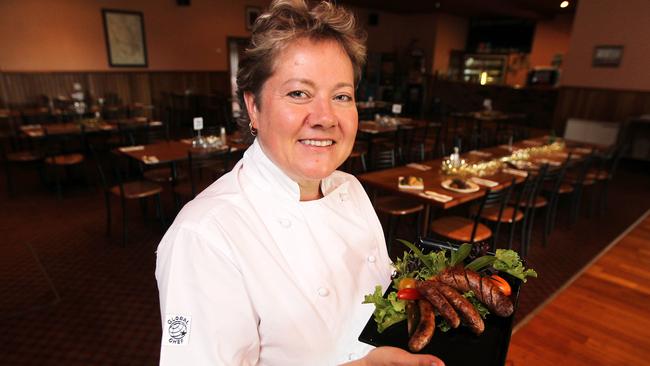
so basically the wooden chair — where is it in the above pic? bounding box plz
[42,127,86,198]
[90,144,165,246]
[371,148,424,255]
[430,183,513,250]
[563,153,595,224]
[591,144,623,214]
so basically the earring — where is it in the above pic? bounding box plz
[249,121,258,136]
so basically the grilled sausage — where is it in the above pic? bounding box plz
[408,299,436,352]
[416,280,460,328]
[437,266,514,317]
[432,281,485,335]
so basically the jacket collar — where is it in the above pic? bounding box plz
[241,139,348,202]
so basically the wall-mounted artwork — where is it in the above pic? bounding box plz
[592,45,623,68]
[102,9,148,67]
[246,7,261,31]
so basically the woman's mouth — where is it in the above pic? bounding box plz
[299,139,334,147]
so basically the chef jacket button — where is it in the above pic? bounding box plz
[278,218,291,228]
[339,192,349,201]
[367,255,376,263]
[317,287,329,297]
[348,352,357,360]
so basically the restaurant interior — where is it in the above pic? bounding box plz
[1,0,649,365]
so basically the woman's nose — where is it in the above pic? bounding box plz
[308,97,337,129]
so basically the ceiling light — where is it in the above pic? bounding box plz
[560,1,569,8]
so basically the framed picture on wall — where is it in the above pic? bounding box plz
[592,45,623,68]
[102,9,148,67]
[246,6,261,31]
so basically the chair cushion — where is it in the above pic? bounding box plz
[512,195,548,208]
[7,151,42,162]
[45,153,84,165]
[430,216,492,242]
[375,195,424,216]
[110,181,163,199]
[480,206,524,223]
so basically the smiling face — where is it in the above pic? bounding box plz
[244,38,358,198]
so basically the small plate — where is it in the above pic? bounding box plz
[441,179,480,193]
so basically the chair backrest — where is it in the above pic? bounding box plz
[373,148,396,171]
[188,147,231,198]
[472,180,515,247]
[117,119,150,146]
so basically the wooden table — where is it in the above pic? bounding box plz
[357,118,429,170]
[357,136,602,235]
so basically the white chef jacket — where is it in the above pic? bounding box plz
[156,139,393,366]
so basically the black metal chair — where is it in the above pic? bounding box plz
[173,147,231,209]
[90,144,165,246]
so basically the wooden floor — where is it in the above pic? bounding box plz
[507,210,650,366]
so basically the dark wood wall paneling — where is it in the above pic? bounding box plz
[425,79,558,130]
[552,86,650,133]
[0,71,230,108]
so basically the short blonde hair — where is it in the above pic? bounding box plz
[236,0,366,127]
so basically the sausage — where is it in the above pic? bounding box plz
[432,281,485,335]
[416,280,460,328]
[437,266,514,317]
[408,299,436,352]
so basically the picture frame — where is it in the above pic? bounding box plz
[246,6,261,31]
[102,9,148,67]
[592,45,623,68]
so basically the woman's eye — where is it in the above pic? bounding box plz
[334,94,353,102]
[287,90,308,98]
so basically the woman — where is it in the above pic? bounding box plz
[156,1,444,365]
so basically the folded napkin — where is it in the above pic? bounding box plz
[470,177,499,187]
[149,121,163,126]
[180,139,193,144]
[498,145,513,151]
[406,163,432,171]
[27,130,44,137]
[502,168,528,177]
[143,155,159,164]
[119,145,145,152]
[553,152,569,158]
[468,150,492,157]
[419,190,453,203]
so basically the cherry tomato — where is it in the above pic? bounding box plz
[398,277,417,290]
[397,288,421,300]
[490,274,512,296]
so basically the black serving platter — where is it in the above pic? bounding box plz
[358,238,521,366]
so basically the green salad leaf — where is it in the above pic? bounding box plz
[463,291,490,318]
[493,249,538,282]
[362,285,406,333]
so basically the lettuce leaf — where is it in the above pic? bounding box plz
[493,249,538,282]
[362,286,406,333]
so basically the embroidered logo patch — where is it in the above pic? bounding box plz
[164,314,192,346]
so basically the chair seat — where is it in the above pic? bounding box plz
[45,153,84,165]
[512,195,548,208]
[375,195,424,216]
[557,183,574,194]
[143,167,187,183]
[475,206,524,223]
[7,151,42,162]
[564,173,596,186]
[110,180,163,199]
[430,216,492,242]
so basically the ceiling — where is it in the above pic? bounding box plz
[337,0,577,19]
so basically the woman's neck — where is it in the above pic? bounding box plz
[298,180,323,201]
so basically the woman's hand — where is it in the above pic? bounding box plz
[343,346,445,366]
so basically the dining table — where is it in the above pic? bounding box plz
[18,118,163,138]
[357,135,606,235]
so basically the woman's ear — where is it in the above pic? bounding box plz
[243,91,259,129]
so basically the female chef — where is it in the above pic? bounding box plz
[155,1,444,365]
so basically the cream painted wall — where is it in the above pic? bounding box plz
[0,0,269,71]
[561,0,650,90]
